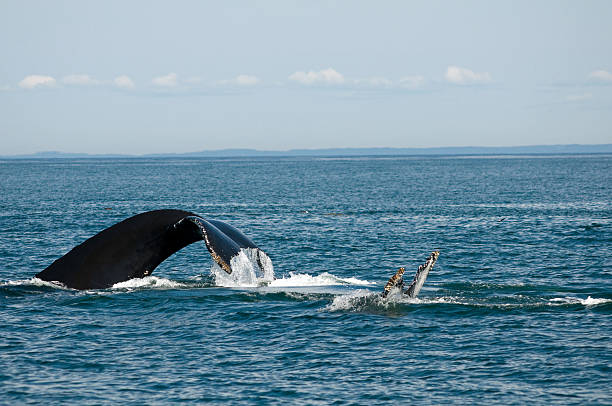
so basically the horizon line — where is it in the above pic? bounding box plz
[2,143,611,159]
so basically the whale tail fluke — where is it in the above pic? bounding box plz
[382,251,439,298]
[35,210,269,290]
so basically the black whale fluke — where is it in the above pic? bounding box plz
[35,209,265,290]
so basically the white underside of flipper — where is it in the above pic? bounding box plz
[382,251,439,298]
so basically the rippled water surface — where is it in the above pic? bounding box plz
[1,156,611,404]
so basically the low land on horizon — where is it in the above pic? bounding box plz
[2,144,612,159]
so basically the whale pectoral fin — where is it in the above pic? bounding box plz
[381,251,440,299]
[382,267,406,298]
[404,251,439,298]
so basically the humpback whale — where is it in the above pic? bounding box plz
[36,210,269,290]
[36,209,438,295]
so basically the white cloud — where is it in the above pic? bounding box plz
[287,70,425,90]
[62,74,100,86]
[234,74,260,86]
[114,75,135,89]
[19,75,57,89]
[152,72,178,87]
[217,74,261,86]
[289,68,345,85]
[589,70,612,82]
[445,66,491,85]
[399,75,425,89]
[565,93,592,102]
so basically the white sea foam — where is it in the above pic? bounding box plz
[111,276,185,290]
[581,296,611,306]
[327,292,612,312]
[0,276,190,291]
[549,296,611,306]
[325,287,419,312]
[325,288,435,312]
[268,272,375,287]
[326,290,379,311]
[211,246,374,289]
[0,277,69,289]
[340,276,376,286]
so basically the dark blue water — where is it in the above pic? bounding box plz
[1,156,610,404]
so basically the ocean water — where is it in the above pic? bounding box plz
[0,155,610,404]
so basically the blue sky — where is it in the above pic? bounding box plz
[1,0,611,154]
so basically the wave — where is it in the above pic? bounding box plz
[327,289,612,312]
[0,276,193,293]
[0,277,70,289]
[111,276,186,290]
[3,274,608,314]
[268,272,375,287]
[549,296,611,306]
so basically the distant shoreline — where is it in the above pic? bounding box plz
[2,144,611,159]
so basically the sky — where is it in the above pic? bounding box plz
[1,0,611,154]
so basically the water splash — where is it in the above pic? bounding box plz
[210,248,374,288]
[326,288,420,312]
[211,248,275,287]
[111,276,186,290]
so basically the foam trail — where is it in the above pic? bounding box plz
[326,290,389,312]
[268,272,375,287]
[549,296,611,306]
[327,292,612,313]
[0,277,69,289]
[112,276,185,289]
[326,287,431,312]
